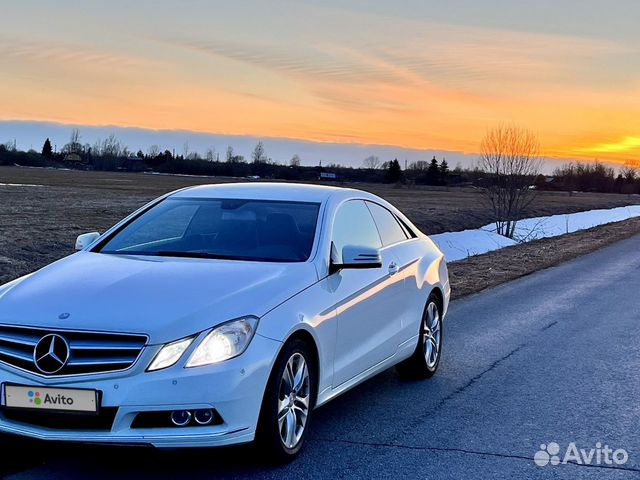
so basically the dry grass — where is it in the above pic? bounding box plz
[1,165,640,286]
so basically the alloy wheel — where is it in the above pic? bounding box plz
[423,302,441,368]
[277,352,310,449]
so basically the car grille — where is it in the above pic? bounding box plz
[0,325,147,376]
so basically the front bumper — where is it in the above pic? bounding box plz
[0,334,281,448]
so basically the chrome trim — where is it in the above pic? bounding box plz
[0,324,148,379]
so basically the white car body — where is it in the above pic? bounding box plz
[0,183,450,447]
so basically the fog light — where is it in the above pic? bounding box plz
[194,409,214,425]
[170,410,192,427]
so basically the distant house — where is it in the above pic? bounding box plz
[63,153,83,163]
[125,156,146,172]
[319,172,337,180]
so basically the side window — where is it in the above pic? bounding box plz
[331,200,382,262]
[397,216,416,239]
[366,201,409,246]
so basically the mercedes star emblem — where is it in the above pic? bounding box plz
[33,334,70,374]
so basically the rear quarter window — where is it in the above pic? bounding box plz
[366,201,410,246]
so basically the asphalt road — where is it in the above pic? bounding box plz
[2,235,640,479]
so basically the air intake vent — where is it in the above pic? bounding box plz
[0,325,147,377]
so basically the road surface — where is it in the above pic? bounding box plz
[2,235,640,479]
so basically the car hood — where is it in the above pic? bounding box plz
[0,252,318,344]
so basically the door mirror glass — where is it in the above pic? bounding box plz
[75,232,100,251]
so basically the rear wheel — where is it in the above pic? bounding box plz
[256,339,316,463]
[396,293,443,379]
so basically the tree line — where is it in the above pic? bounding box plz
[1,129,638,194]
[537,161,640,194]
[0,130,461,185]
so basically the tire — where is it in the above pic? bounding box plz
[396,293,443,379]
[256,338,316,463]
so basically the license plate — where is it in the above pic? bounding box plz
[4,385,98,413]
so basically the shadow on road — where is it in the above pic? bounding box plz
[0,369,436,479]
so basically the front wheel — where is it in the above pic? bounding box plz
[256,339,316,463]
[396,293,443,379]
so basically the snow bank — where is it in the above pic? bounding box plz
[0,183,43,187]
[431,205,640,262]
[431,230,517,262]
[482,205,640,242]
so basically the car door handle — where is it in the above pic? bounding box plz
[388,262,399,275]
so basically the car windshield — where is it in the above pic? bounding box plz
[96,197,321,262]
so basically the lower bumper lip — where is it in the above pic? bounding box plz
[0,420,252,447]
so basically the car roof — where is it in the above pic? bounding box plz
[170,182,359,203]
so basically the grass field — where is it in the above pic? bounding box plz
[2,165,639,284]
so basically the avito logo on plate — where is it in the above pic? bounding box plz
[27,389,75,407]
[27,390,42,405]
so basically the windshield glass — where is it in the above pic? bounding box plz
[96,198,321,262]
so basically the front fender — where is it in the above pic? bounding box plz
[256,278,338,399]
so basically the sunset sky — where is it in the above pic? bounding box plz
[1,0,640,166]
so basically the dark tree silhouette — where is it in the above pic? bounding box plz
[41,138,53,158]
[440,159,449,176]
[426,156,440,184]
[385,158,402,183]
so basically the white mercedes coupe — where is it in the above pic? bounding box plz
[0,182,450,462]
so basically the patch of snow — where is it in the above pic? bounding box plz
[431,230,517,262]
[432,205,640,262]
[0,183,43,187]
[481,205,640,242]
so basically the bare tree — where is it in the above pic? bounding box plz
[4,139,17,152]
[147,144,160,158]
[363,155,380,169]
[252,141,267,163]
[205,147,216,162]
[225,146,244,163]
[620,164,637,182]
[100,134,123,157]
[479,125,542,239]
[290,154,301,167]
[408,160,430,171]
[63,129,82,154]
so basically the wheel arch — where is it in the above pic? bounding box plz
[278,328,321,407]
[429,286,444,312]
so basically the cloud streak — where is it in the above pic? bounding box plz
[579,136,640,154]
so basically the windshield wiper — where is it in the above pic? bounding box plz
[154,251,240,260]
[103,250,287,262]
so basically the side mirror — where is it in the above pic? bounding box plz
[75,232,100,251]
[330,244,382,273]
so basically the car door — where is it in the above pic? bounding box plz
[365,201,424,345]
[330,200,404,387]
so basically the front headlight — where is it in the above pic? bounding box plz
[186,317,258,367]
[147,337,194,371]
